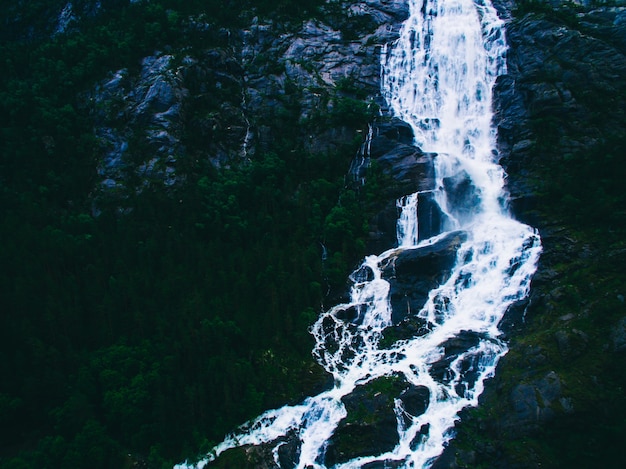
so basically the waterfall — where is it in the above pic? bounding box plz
[176,1,541,468]
[397,193,419,247]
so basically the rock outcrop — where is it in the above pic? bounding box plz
[91,53,188,200]
[494,2,626,225]
[380,231,467,323]
[363,116,441,252]
[325,375,429,467]
[2,0,122,41]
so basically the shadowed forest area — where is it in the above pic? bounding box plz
[0,1,382,466]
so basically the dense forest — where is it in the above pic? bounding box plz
[0,0,383,466]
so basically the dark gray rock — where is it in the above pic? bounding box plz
[380,231,467,323]
[276,430,301,468]
[87,1,410,208]
[325,375,414,466]
[428,331,490,394]
[363,116,443,252]
[371,121,437,194]
[90,53,189,203]
[442,170,481,226]
[381,315,433,347]
[399,385,430,422]
[241,1,408,156]
[497,296,531,337]
[495,11,626,224]
[416,191,445,241]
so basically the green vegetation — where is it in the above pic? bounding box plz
[0,0,386,467]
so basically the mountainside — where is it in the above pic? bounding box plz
[1,1,625,468]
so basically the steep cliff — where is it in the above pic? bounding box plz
[87,0,410,209]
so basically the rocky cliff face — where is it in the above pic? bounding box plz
[88,0,412,211]
[2,0,127,41]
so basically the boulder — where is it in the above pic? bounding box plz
[441,170,481,226]
[428,330,487,387]
[325,375,427,466]
[370,118,437,197]
[380,231,468,323]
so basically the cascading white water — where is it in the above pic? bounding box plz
[397,193,419,247]
[175,1,541,468]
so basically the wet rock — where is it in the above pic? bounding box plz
[428,330,487,386]
[365,175,443,254]
[416,191,445,241]
[399,385,430,422]
[208,443,280,469]
[359,115,444,248]
[325,420,398,466]
[380,316,433,352]
[444,170,481,220]
[360,460,405,469]
[497,297,530,337]
[325,375,417,466]
[369,118,437,197]
[439,331,485,357]
[275,431,301,468]
[380,231,467,323]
